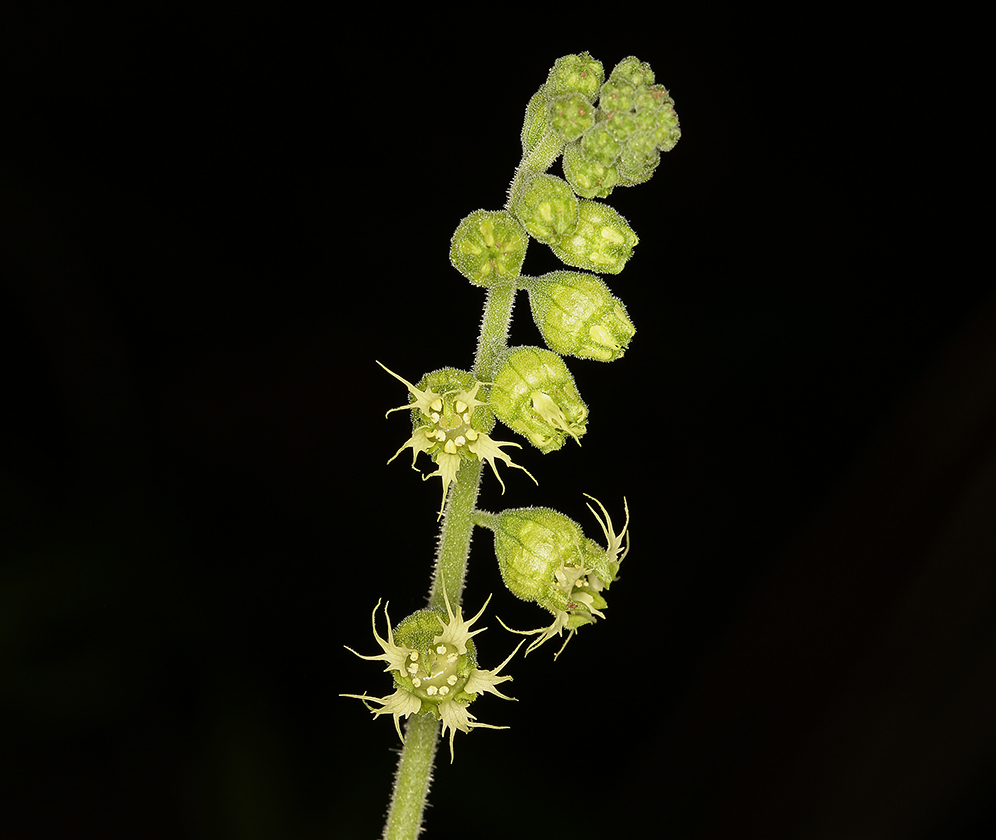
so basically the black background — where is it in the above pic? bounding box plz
[2,7,993,839]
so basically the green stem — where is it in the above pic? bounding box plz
[381,277,518,840]
[381,714,440,840]
[506,130,565,210]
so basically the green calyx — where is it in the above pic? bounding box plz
[548,200,638,274]
[450,210,528,287]
[512,174,579,245]
[545,52,604,99]
[475,495,629,657]
[489,346,588,453]
[562,142,619,199]
[548,93,595,142]
[524,271,635,362]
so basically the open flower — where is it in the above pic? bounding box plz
[341,588,521,761]
[475,495,629,657]
[378,362,536,518]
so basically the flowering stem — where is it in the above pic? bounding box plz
[382,278,517,839]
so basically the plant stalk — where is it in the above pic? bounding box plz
[381,278,517,839]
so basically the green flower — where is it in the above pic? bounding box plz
[548,93,595,142]
[475,495,629,657]
[379,363,536,517]
[512,174,579,245]
[524,271,635,362]
[489,347,588,453]
[449,210,528,287]
[548,200,638,275]
[545,52,604,99]
[341,587,521,761]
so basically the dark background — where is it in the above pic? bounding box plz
[2,8,993,839]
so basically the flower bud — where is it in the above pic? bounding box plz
[616,131,660,186]
[512,174,578,245]
[342,589,519,760]
[581,123,622,167]
[489,346,588,453]
[545,52,604,99]
[450,209,528,287]
[592,57,679,177]
[598,78,636,112]
[548,93,595,142]
[608,56,655,89]
[475,495,629,657]
[548,200,638,275]
[562,142,619,199]
[524,271,635,362]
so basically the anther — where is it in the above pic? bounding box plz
[444,439,457,454]
[409,651,419,661]
[454,435,466,447]
[436,644,447,655]
[430,399,443,412]
[430,412,440,423]
[412,677,422,687]
[455,400,468,414]
[434,430,446,442]
[447,675,458,686]
[426,685,438,696]
[438,686,450,696]
[465,429,479,441]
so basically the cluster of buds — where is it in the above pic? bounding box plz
[341,588,520,760]
[563,55,681,198]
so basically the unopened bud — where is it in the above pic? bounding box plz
[548,200,638,275]
[450,210,528,287]
[512,174,579,245]
[524,271,635,362]
[490,346,588,453]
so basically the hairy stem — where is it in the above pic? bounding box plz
[381,714,440,840]
[382,275,518,840]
